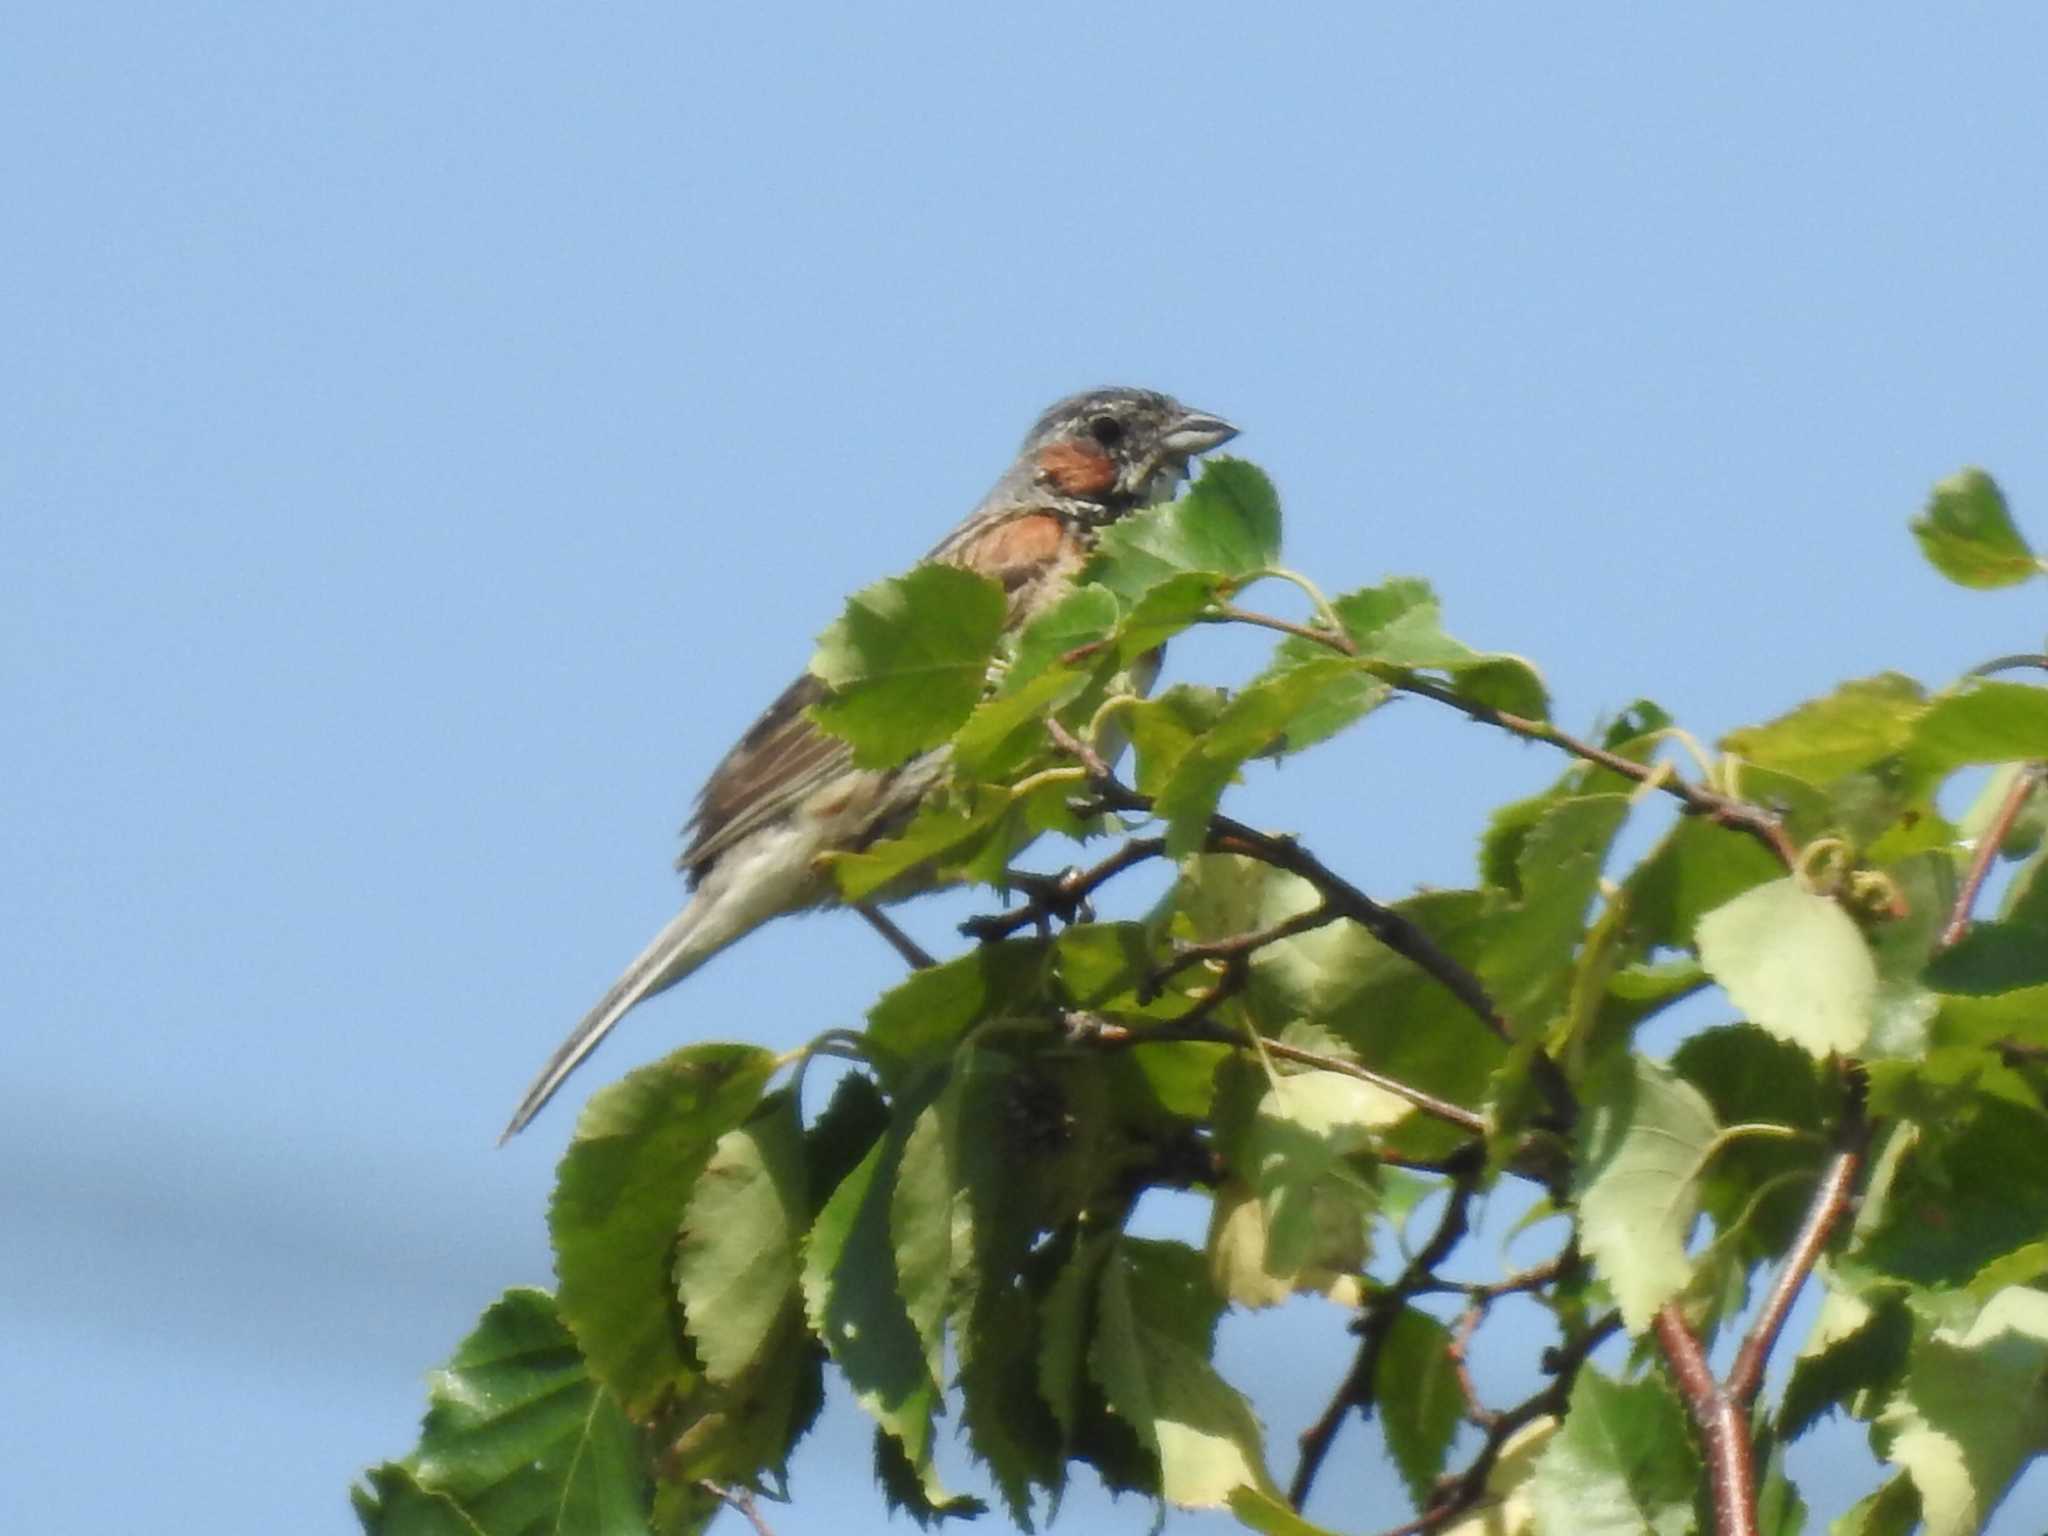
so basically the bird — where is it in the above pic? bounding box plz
[502,388,1238,1139]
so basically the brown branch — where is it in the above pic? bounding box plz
[1653,1306,1758,1536]
[1291,1152,1484,1510]
[697,1482,778,1536]
[1939,761,2044,948]
[1041,717,1578,1130]
[960,837,1168,943]
[1211,603,1801,869]
[1725,1069,1868,1407]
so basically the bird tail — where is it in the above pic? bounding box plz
[500,898,724,1142]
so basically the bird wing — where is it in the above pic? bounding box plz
[680,672,853,881]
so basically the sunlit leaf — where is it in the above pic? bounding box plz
[1576,1054,1720,1332]
[1530,1368,1697,1536]
[549,1045,777,1415]
[1696,878,1877,1057]
[808,564,1007,767]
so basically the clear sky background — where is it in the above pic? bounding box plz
[8,6,2048,1533]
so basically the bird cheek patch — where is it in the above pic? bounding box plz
[1036,440,1119,499]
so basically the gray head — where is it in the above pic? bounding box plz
[1017,387,1238,515]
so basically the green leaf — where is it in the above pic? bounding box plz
[1723,673,1925,786]
[1925,916,2048,994]
[354,1466,490,1536]
[1670,1024,1828,1255]
[1153,656,1361,856]
[1377,1307,1463,1508]
[821,784,1015,902]
[1440,1417,1557,1536]
[1877,1288,2048,1536]
[1227,1486,1346,1536]
[549,1044,776,1415]
[1086,458,1282,603]
[675,1092,807,1385]
[1908,468,2042,589]
[1903,679,2048,794]
[808,564,1007,767]
[1117,570,1233,661]
[957,1273,1062,1528]
[1857,1096,2048,1289]
[1003,582,1120,688]
[1241,1072,1391,1276]
[1831,1474,1921,1536]
[1576,1054,1720,1332]
[1126,684,1230,797]
[1781,1288,1911,1439]
[1624,814,1784,955]
[1696,878,1877,1057]
[863,940,1047,1078]
[801,1122,947,1496]
[1089,1237,1273,1507]
[401,1289,650,1536]
[1477,793,1632,1028]
[1530,1368,1698,1536]
[1321,578,1549,720]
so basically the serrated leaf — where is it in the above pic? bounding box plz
[1697,878,1877,1057]
[1440,1417,1556,1536]
[1478,793,1631,1027]
[1624,814,1784,955]
[1154,656,1360,856]
[1909,468,2041,589]
[1089,1238,1272,1507]
[1576,1054,1720,1332]
[1903,679,2048,798]
[1126,683,1230,797]
[1878,1289,2048,1536]
[1244,1072,1391,1274]
[354,1465,490,1536]
[957,1275,1061,1529]
[549,1045,776,1415]
[862,940,1047,1078]
[1530,1368,1697,1536]
[1322,579,1550,720]
[399,1289,650,1536]
[1117,569,1232,661]
[1378,1307,1462,1507]
[808,564,1007,767]
[1857,1097,2048,1289]
[801,1125,946,1496]
[1003,582,1121,688]
[675,1093,806,1385]
[1831,1474,1921,1536]
[1782,1289,1910,1439]
[1086,458,1282,603]
[822,784,1015,902]
[1227,1486,1346,1536]
[1723,674,1925,786]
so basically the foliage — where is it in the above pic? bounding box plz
[359,460,2048,1536]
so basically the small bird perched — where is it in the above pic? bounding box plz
[502,388,1238,1139]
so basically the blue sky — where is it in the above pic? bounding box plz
[7,6,2048,1532]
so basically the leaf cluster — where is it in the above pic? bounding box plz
[359,463,2048,1536]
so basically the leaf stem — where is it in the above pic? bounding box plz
[1940,760,2044,947]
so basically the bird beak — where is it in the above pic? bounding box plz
[1159,409,1239,459]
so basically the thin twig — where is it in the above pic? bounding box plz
[1653,1305,1758,1536]
[1291,1153,1484,1510]
[1041,717,1579,1130]
[960,837,1167,942]
[856,902,935,969]
[1940,761,2044,948]
[697,1481,778,1536]
[1063,1012,1488,1135]
[1143,902,1338,998]
[1968,652,2048,678]
[1366,1311,1623,1536]
[1211,603,1801,869]
[1725,1069,1868,1407]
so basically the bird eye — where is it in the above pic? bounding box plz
[1088,414,1126,448]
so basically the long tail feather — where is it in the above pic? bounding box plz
[499,901,720,1141]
